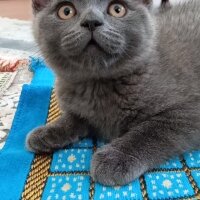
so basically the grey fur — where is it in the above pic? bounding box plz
[27,0,200,186]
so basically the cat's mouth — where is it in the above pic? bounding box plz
[85,38,105,53]
[88,39,98,46]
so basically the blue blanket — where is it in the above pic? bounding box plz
[0,57,200,200]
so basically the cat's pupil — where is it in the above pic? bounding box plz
[64,7,71,16]
[114,5,121,14]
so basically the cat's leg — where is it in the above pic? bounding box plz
[26,113,88,153]
[91,109,200,186]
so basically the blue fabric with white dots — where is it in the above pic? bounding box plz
[50,148,93,172]
[41,137,200,200]
[145,172,194,199]
[42,175,91,200]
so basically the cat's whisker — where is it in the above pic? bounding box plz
[62,31,82,42]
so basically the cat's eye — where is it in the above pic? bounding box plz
[108,3,127,18]
[57,4,76,20]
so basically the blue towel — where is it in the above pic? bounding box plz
[0,57,200,200]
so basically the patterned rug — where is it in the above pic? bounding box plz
[1,58,200,200]
[0,58,32,149]
[0,72,17,95]
[0,17,35,149]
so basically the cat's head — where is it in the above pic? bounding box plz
[33,0,155,79]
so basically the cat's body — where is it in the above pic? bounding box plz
[27,0,200,186]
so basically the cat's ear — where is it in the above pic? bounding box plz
[32,0,49,13]
[136,0,152,8]
[142,0,152,5]
[160,0,171,11]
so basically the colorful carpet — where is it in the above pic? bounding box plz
[1,58,200,200]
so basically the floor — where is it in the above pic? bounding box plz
[0,0,32,20]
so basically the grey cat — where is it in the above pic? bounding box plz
[27,0,200,186]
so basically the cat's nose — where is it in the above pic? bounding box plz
[81,20,103,31]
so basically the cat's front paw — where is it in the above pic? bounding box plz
[26,126,78,153]
[91,145,145,186]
